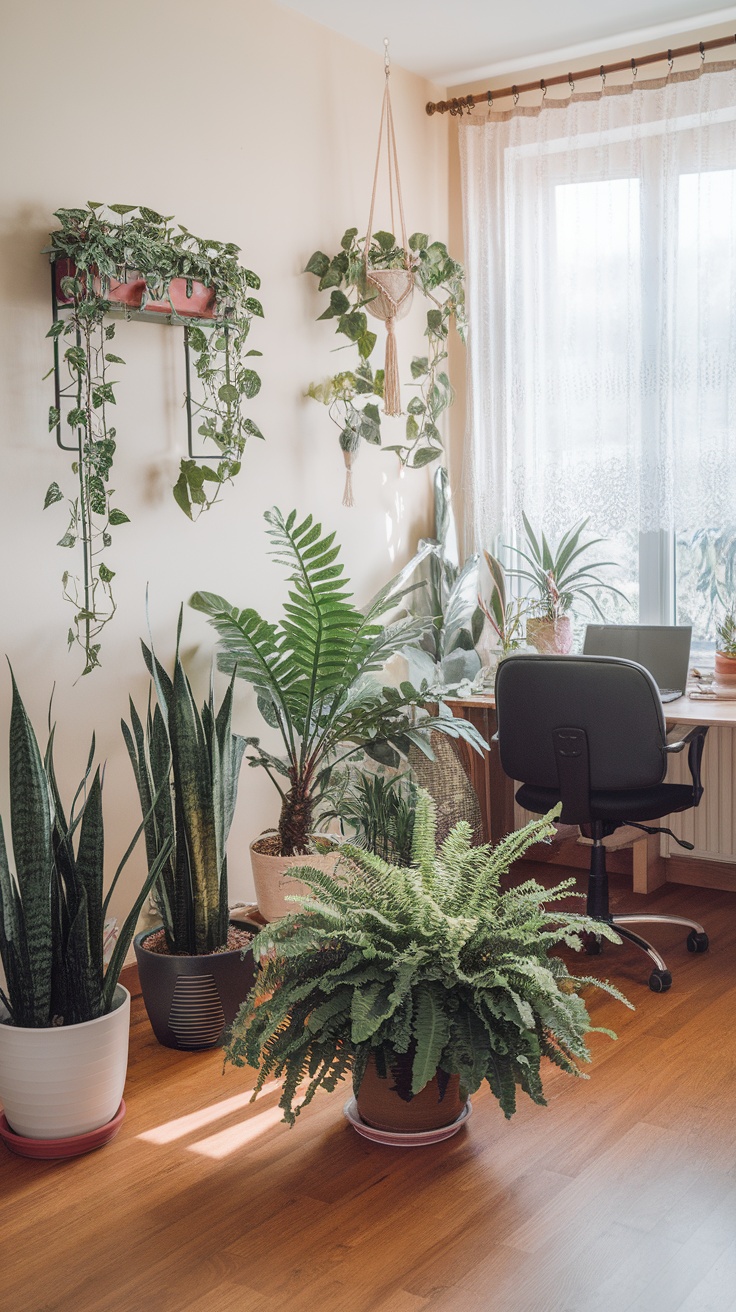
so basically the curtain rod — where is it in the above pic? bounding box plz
[426,33,736,115]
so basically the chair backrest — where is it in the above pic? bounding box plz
[495,654,667,793]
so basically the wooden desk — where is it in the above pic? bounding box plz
[447,692,736,893]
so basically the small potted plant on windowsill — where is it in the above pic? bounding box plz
[125,613,258,1051]
[715,606,736,685]
[191,507,487,922]
[507,514,628,654]
[224,794,629,1139]
[0,671,169,1156]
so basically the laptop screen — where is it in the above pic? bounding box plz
[582,625,692,692]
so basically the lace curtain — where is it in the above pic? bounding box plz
[459,63,736,552]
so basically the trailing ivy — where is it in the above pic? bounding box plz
[45,203,263,673]
[305,229,465,471]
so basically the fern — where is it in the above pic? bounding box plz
[225,794,631,1124]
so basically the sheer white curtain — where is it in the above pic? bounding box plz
[460,63,736,556]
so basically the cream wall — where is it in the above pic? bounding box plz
[0,0,449,930]
[445,15,736,551]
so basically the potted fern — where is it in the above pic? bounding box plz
[225,794,629,1139]
[191,508,487,921]
[0,671,169,1154]
[124,615,257,1050]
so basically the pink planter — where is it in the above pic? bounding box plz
[54,258,216,319]
[526,616,573,655]
[715,650,736,686]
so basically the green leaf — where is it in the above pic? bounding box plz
[109,203,137,215]
[44,482,63,509]
[410,356,429,379]
[409,232,429,251]
[173,472,192,519]
[98,563,115,583]
[108,509,130,526]
[241,370,261,398]
[104,353,125,364]
[245,297,264,317]
[411,985,450,1095]
[218,383,238,403]
[341,228,358,250]
[57,531,76,548]
[305,251,330,277]
[412,446,443,467]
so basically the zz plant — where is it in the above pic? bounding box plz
[45,203,263,673]
[123,613,246,956]
[191,507,486,856]
[0,669,170,1027]
[306,229,465,475]
[226,794,629,1125]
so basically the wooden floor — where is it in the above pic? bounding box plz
[3,867,736,1312]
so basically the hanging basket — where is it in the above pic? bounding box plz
[363,48,414,420]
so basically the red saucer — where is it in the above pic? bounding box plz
[0,1100,126,1160]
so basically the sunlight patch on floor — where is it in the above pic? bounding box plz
[137,1078,282,1145]
[187,1102,286,1158]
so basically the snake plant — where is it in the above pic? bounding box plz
[191,507,487,856]
[226,793,630,1125]
[122,613,246,955]
[0,670,170,1028]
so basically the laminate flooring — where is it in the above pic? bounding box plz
[2,867,736,1312]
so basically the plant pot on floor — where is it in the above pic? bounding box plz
[134,928,258,1051]
[250,837,342,922]
[356,1050,466,1133]
[526,615,573,655]
[715,650,736,686]
[0,985,130,1140]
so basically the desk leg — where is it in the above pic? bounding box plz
[450,705,515,846]
[632,832,666,894]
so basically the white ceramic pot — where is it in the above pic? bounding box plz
[250,840,341,922]
[0,985,130,1139]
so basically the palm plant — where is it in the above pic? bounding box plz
[507,513,628,620]
[716,606,736,655]
[336,770,417,865]
[226,794,629,1126]
[191,508,486,856]
[122,613,246,956]
[0,670,170,1027]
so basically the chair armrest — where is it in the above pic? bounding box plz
[665,724,708,753]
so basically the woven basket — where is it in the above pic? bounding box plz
[409,732,483,846]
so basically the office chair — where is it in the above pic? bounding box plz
[494,653,710,992]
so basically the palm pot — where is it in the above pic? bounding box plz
[0,985,130,1139]
[526,616,573,655]
[356,1051,465,1133]
[134,929,257,1051]
[249,838,341,922]
[715,650,736,686]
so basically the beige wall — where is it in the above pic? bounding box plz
[445,16,736,549]
[0,0,448,931]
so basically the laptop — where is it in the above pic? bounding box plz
[582,624,692,703]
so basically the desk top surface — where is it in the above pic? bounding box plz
[446,692,736,729]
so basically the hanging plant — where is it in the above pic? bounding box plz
[44,203,263,674]
[306,227,465,499]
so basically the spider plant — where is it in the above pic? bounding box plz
[479,551,530,655]
[190,507,487,856]
[336,769,417,865]
[506,513,628,621]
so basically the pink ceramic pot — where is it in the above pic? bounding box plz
[526,616,573,655]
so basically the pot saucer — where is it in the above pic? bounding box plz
[0,1100,126,1160]
[343,1097,472,1146]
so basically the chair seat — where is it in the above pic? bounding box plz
[516,781,696,825]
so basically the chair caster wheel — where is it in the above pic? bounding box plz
[649,969,672,993]
[584,934,603,955]
[686,930,709,953]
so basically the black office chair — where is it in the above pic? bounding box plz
[494,653,710,992]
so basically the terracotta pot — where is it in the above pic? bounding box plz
[134,929,257,1051]
[249,838,341,922]
[0,985,130,1139]
[526,615,573,655]
[715,650,736,686]
[356,1051,465,1133]
[54,259,216,319]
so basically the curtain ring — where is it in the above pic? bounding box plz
[512,85,519,106]
[540,78,547,100]
[487,89,493,108]
[465,94,474,114]
[568,72,575,94]
[631,57,638,80]
[700,41,706,62]
[600,65,606,89]
[667,49,674,76]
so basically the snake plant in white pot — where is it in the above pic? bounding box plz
[0,671,169,1152]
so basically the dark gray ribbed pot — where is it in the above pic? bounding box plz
[134,928,257,1051]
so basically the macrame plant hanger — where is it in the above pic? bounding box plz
[342,40,414,507]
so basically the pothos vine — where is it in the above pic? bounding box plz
[45,203,263,674]
[305,228,465,491]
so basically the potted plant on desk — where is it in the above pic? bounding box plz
[0,671,169,1156]
[715,606,736,686]
[225,794,629,1140]
[125,614,257,1050]
[191,507,487,921]
[507,514,627,654]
